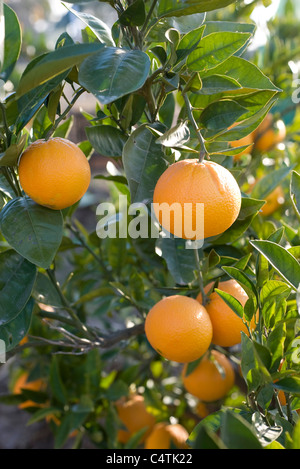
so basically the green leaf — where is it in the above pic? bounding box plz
[252,412,283,447]
[222,266,257,300]
[0,197,64,269]
[220,410,263,449]
[122,124,168,204]
[119,0,146,26]
[157,0,238,18]
[214,288,244,319]
[32,272,63,308]
[201,56,280,93]
[291,170,300,217]
[0,4,22,81]
[0,250,36,326]
[200,99,247,134]
[156,121,190,147]
[198,74,242,95]
[203,21,256,37]
[187,32,251,71]
[250,240,300,292]
[251,166,292,200]
[176,25,206,63]
[156,237,197,285]
[273,377,300,394]
[63,3,115,46]
[16,43,104,98]
[78,47,150,106]
[86,124,127,158]
[0,297,34,351]
[0,134,27,167]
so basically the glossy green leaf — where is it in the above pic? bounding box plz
[0,250,36,326]
[119,0,146,26]
[79,47,150,106]
[86,124,127,158]
[220,411,263,449]
[200,99,247,133]
[157,0,238,18]
[16,43,104,98]
[0,297,34,351]
[250,240,300,291]
[0,4,22,81]
[122,124,168,204]
[63,4,115,46]
[0,197,64,269]
[156,237,197,285]
[187,32,251,71]
[214,288,244,318]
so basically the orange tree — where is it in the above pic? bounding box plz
[0,0,300,450]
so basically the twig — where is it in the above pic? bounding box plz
[182,90,208,163]
[193,248,209,306]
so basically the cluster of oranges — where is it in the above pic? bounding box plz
[115,393,189,449]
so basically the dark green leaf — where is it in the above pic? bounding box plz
[156,237,197,285]
[0,197,64,269]
[0,297,34,351]
[16,43,104,98]
[0,4,22,81]
[200,99,247,134]
[119,0,146,26]
[122,124,168,204]
[79,47,150,106]
[214,288,244,318]
[86,124,127,157]
[220,410,263,449]
[0,250,36,326]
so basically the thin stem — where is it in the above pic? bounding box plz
[1,167,19,197]
[44,88,85,141]
[140,0,159,37]
[46,268,93,341]
[182,90,208,163]
[66,223,113,280]
[0,102,12,146]
[10,167,23,197]
[193,247,209,306]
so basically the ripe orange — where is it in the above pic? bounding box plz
[153,159,241,239]
[18,137,91,210]
[13,372,46,409]
[197,279,254,347]
[116,394,156,444]
[145,295,213,363]
[254,114,286,152]
[260,186,285,217]
[229,123,255,160]
[144,422,189,449]
[182,350,235,402]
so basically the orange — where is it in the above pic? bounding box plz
[145,295,213,363]
[254,114,286,152]
[18,137,91,210]
[260,186,285,217]
[13,372,46,409]
[229,123,255,160]
[116,394,156,444]
[153,159,241,239]
[197,279,255,347]
[195,401,210,419]
[182,350,235,402]
[144,422,189,449]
